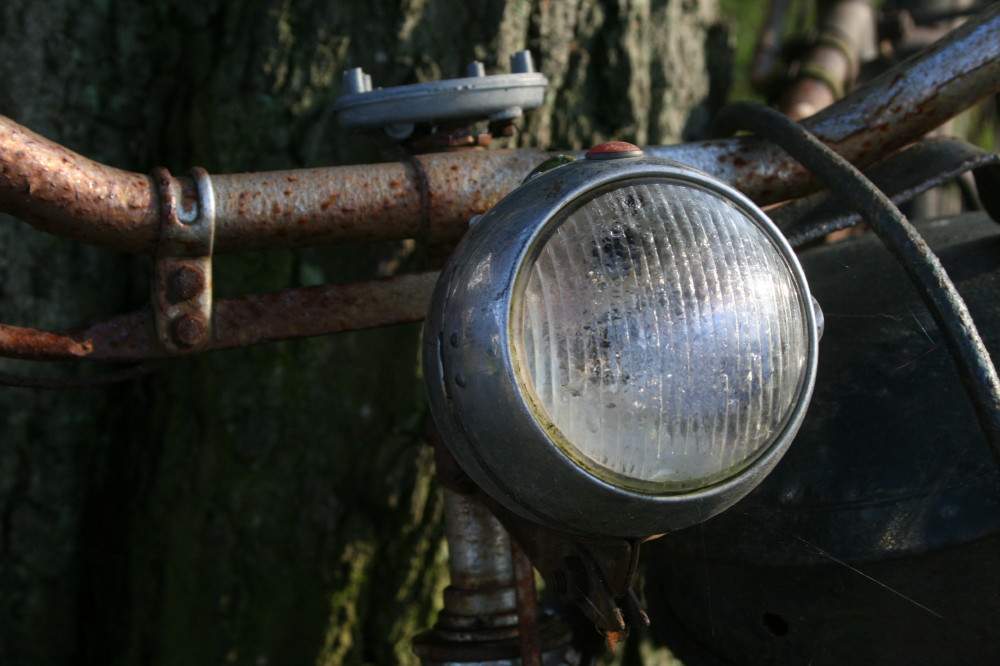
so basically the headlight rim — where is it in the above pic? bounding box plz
[424,155,819,538]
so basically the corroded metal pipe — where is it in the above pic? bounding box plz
[0,3,998,255]
[0,272,437,362]
[207,149,550,253]
[0,118,548,254]
[0,119,158,252]
[651,2,1000,202]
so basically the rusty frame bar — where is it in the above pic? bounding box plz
[512,540,543,666]
[777,0,879,120]
[650,2,1000,203]
[0,272,437,363]
[1,5,997,256]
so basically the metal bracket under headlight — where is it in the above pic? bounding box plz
[423,144,821,539]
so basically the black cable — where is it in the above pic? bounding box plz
[715,101,1000,466]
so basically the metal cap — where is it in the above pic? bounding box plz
[585,141,644,160]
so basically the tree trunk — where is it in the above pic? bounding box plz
[0,1,727,664]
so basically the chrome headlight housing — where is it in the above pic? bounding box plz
[424,145,821,538]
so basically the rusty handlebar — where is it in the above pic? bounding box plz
[3,4,999,255]
[0,4,998,364]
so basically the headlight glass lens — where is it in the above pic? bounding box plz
[514,178,810,493]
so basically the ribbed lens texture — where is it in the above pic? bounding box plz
[516,180,809,492]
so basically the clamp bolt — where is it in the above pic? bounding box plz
[171,314,208,348]
[168,265,205,302]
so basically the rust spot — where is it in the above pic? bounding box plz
[604,630,627,652]
[272,202,281,214]
[284,189,292,196]
[286,176,298,183]
[732,156,748,167]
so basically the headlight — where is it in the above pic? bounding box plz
[424,143,821,538]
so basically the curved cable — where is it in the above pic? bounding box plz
[715,101,1000,467]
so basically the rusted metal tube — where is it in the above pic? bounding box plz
[0,116,158,252]
[438,488,518,624]
[1,4,997,251]
[512,540,543,666]
[208,148,550,253]
[0,115,549,253]
[0,272,437,362]
[779,0,879,119]
[651,2,1000,204]
[412,488,566,664]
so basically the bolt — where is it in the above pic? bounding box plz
[466,61,486,77]
[510,50,534,74]
[171,314,208,348]
[342,67,368,94]
[168,265,205,302]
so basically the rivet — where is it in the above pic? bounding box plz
[168,265,205,302]
[171,314,208,347]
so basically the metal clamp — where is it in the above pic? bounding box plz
[151,166,215,354]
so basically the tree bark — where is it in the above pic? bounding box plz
[0,1,726,664]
